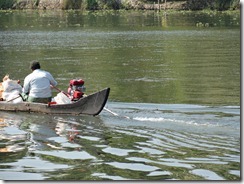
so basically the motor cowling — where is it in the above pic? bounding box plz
[67,79,86,101]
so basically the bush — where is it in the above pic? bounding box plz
[86,0,98,10]
[61,0,83,10]
[185,0,240,10]
[0,0,15,9]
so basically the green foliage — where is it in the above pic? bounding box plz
[0,0,240,11]
[211,0,240,10]
[61,0,83,10]
[86,0,98,10]
[0,0,15,9]
[99,0,121,10]
[185,0,240,10]
[0,0,39,9]
[83,0,121,10]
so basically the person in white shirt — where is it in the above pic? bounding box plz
[22,61,58,103]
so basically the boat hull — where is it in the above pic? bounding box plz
[0,88,110,116]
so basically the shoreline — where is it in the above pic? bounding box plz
[0,0,240,11]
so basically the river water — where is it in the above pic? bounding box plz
[0,10,240,181]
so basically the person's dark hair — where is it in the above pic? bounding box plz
[30,61,41,70]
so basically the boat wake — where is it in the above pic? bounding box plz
[133,117,215,127]
[103,102,240,137]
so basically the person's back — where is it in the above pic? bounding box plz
[22,61,57,103]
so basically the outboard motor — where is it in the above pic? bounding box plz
[67,79,86,101]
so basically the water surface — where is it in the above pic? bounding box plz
[0,10,240,181]
[0,103,240,180]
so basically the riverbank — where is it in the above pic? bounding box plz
[0,0,240,11]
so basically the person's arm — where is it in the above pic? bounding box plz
[22,76,30,94]
[47,72,58,87]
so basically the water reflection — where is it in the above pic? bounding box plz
[0,114,27,154]
[0,11,240,105]
[0,9,240,181]
[0,103,240,181]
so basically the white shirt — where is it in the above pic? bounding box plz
[23,69,57,98]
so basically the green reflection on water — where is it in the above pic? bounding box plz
[0,10,240,106]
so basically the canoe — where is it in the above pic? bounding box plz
[0,88,110,116]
